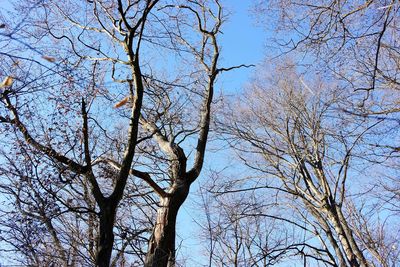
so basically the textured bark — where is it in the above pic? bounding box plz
[145,182,189,267]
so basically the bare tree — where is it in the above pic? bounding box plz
[251,5,400,265]
[255,0,400,122]
[0,0,247,266]
[219,64,400,266]
[196,180,311,267]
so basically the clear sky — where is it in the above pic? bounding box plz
[0,0,310,266]
[215,0,267,94]
[0,1,267,265]
[2,1,398,266]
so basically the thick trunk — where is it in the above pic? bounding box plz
[145,185,189,267]
[96,205,116,267]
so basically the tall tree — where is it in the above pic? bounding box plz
[219,64,400,266]
[0,0,246,266]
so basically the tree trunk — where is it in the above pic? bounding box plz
[307,204,347,267]
[145,184,189,267]
[96,205,116,267]
[327,205,368,267]
[335,207,369,267]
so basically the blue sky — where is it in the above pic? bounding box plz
[0,0,267,265]
[175,1,268,265]
[2,1,397,266]
[215,0,267,94]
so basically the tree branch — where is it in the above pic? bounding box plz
[2,94,87,174]
[93,158,169,198]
